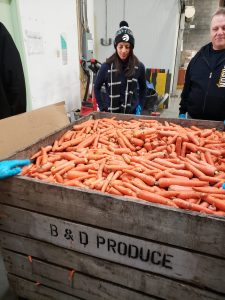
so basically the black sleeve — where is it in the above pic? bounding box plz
[138,62,146,106]
[179,61,192,114]
[94,63,109,111]
[1,23,26,116]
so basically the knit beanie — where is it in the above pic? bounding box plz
[114,21,135,49]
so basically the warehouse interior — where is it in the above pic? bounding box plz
[0,0,224,299]
[0,0,220,117]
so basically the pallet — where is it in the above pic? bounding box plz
[0,112,225,300]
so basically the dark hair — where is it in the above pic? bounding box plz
[106,48,140,77]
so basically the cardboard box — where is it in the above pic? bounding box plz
[0,102,70,160]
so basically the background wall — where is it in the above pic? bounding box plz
[18,0,81,112]
[183,0,219,51]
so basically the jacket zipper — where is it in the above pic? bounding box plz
[202,72,212,114]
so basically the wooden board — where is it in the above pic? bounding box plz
[1,234,224,300]
[3,250,156,300]
[0,204,225,296]
[7,274,82,300]
[0,178,224,259]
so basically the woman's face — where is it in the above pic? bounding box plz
[116,42,131,60]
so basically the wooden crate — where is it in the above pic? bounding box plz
[0,112,225,300]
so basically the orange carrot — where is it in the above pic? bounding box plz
[168,185,194,191]
[114,148,131,155]
[193,186,225,194]
[158,178,208,188]
[137,190,178,207]
[117,130,136,151]
[66,170,89,179]
[173,198,216,215]
[55,173,64,183]
[101,172,115,192]
[123,169,155,186]
[36,162,53,173]
[130,137,144,147]
[167,168,193,179]
[184,162,205,178]
[186,132,200,146]
[176,191,201,200]
[154,158,185,170]
[131,178,156,192]
[108,186,123,196]
[73,119,94,131]
[204,151,215,166]
[111,183,136,197]
[201,194,225,212]
[77,134,97,150]
[122,182,140,193]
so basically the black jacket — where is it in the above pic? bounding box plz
[179,43,225,121]
[94,61,146,113]
[0,22,26,120]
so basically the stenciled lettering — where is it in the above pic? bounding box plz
[118,242,127,255]
[108,238,116,253]
[151,251,161,265]
[64,228,74,241]
[96,235,173,270]
[79,231,88,247]
[50,224,58,237]
[128,244,139,259]
[97,235,105,248]
[162,254,173,269]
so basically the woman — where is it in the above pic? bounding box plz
[94,21,146,115]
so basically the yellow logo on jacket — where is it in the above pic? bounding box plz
[217,66,225,87]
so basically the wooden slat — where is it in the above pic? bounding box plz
[0,205,225,295]
[0,179,225,259]
[7,274,82,300]
[0,232,223,300]
[4,250,155,300]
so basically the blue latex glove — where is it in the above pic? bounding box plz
[135,104,142,115]
[0,159,30,179]
[222,183,225,190]
[179,113,187,119]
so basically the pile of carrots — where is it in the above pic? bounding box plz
[21,117,225,217]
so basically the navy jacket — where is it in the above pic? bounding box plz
[94,61,146,113]
[0,23,26,120]
[179,43,225,121]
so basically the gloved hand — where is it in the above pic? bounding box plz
[0,159,30,179]
[179,113,187,119]
[135,105,142,115]
[222,183,225,190]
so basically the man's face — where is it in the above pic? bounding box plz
[210,14,225,50]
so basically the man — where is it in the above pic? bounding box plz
[179,8,225,121]
[0,22,26,120]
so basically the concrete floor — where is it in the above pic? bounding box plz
[0,94,181,300]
